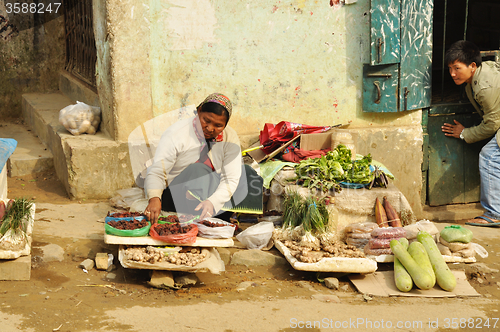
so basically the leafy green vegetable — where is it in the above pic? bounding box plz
[282,193,328,234]
[282,190,306,229]
[293,144,374,191]
[0,198,34,237]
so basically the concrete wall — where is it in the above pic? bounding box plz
[0,1,65,119]
[94,0,424,216]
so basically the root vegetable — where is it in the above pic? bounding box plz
[375,197,389,227]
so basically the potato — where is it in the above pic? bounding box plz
[79,120,91,133]
[68,117,78,129]
[86,125,96,135]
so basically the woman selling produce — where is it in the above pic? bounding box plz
[143,93,263,223]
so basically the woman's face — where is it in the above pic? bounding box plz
[198,111,227,139]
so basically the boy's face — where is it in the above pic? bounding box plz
[448,60,477,85]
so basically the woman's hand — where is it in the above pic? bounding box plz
[144,197,161,224]
[441,120,465,139]
[195,200,215,220]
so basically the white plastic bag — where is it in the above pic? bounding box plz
[471,243,488,258]
[59,101,101,135]
[236,221,274,249]
[195,218,236,239]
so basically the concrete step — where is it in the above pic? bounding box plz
[422,202,485,222]
[0,121,54,177]
[21,92,135,200]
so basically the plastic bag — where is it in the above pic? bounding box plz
[440,225,473,243]
[364,245,392,256]
[104,218,151,237]
[195,218,236,239]
[345,237,369,248]
[471,243,488,258]
[236,221,274,249]
[344,222,378,234]
[149,223,198,244]
[404,219,439,239]
[371,227,406,239]
[59,101,101,135]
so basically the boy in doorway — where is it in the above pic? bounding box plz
[441,40,500,226]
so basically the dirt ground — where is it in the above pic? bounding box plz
[1,170,500,332]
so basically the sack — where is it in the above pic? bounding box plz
[59,101,101,135]
[236,221,274,249]
[109,188,145,210]
[440,225,473,244]
[439,237,472,252]
[195,218,236,239]
[149,223,198,244]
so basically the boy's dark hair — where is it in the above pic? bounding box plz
[445,40,482,67]
[199,102,229,124]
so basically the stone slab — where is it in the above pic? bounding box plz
[274,240,377,273]
[0,255,31,281]
[230,249,287,267]
[0,122,54,177]
[104,233,234,247]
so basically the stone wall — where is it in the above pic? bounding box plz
[0,0,65,119]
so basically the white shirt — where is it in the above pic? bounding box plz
[145,115,242,213]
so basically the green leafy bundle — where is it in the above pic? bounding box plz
[294,144,373,191]
[0,198,34,237]
[282,192,328,234]
[282,190,306,229]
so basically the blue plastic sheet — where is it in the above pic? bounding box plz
[0,138,17,170]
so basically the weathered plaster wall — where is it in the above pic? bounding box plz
[96,0,424,215]
[0,1,65,119]
[93,0,153,141]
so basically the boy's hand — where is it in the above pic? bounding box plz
[441,120,465,139]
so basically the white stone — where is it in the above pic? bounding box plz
[324,277,339,290]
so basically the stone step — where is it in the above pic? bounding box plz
[0,255,31,281]
[21,92,135,200]
[422,202,485,222]
[0,121,54,177]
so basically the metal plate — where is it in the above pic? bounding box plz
[362,64,399,113]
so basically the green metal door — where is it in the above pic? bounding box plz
[425,104,489,206]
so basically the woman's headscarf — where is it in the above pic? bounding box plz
[198,93,232,119]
